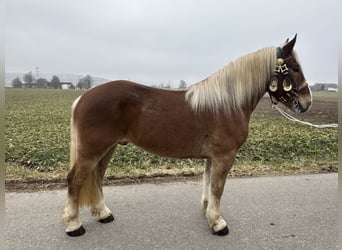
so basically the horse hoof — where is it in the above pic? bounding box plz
[99,214,115,223]
[66,225,86,237]
[213,226,229,236]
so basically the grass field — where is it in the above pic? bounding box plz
[5,88,338,186]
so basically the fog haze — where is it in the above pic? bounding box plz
[6,0,339,86]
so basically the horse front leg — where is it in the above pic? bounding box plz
[206,153,235,236]
[201,159,211,213]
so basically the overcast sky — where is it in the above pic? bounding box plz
[5,0,339,86]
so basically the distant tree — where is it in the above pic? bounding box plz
[50,75,61,89]
[36,78,48,88]
[158,82,170,88]
[12,77,22,88]
[23,72,34,87]
[77,75,93,89]
[179,80,187,89]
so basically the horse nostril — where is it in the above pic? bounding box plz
[293,100,299,109]
[293,99,306,113]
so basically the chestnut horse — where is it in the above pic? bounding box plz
[62,35,312,236]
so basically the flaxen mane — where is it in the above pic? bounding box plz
[185,46,277,113]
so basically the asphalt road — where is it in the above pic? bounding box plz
[5,174,337,250]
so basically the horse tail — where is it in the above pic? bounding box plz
[79,167,103,208]
[69,96,81,170]
[78,147,116,208]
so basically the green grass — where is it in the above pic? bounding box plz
[5,89,82,170]
[5,88,338,181]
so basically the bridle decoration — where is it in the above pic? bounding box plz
[267,48,297,105]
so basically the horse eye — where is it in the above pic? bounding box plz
[292,67,299,73]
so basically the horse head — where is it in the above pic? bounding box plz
[267,34,312,113]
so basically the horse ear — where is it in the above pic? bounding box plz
[285,38,289,43]
[282,34,297,57]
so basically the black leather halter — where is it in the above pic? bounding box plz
[267,47,298,105]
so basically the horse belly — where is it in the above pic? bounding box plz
[134,139,203,159]
[128,115,207,159]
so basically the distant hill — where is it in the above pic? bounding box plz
[5,72,111,87]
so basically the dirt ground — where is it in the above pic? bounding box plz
[254,95,338,123]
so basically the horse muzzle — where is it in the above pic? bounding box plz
[292,97,312,113]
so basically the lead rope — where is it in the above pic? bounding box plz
[271,104,338,128]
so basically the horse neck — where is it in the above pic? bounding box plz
[186,46,277,117]
[236,46,277,116]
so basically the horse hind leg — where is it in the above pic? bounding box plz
[62,146,116,237]
[62,158,98,236]
[89,146,116,223]
[62,139,116,236]
[61,96,87,236]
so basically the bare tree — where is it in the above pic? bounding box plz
[50,75,61,89]
[12,77,22,88]
[23,72,34,87]
[77,75,93,89]
[36,78,48,88]
[179,80,187,89]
